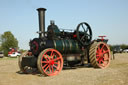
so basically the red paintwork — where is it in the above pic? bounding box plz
[8,48,17,54]
[73,34,77,38]
[96,43,110,68]
[41,49,63,76]
[98,36,106,41]
[32,41,39,53]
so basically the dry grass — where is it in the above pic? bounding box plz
[0,53,128,85]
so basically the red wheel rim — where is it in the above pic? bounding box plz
[41,49,63,76]
[96,43,110,68]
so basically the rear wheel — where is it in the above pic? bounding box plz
[89,42,111,68]
[37,48,63,76]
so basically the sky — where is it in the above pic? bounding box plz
[0,0,128,50]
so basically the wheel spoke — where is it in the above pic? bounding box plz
[101,59,108,67]
[53,57,61,61]
[49,65,52,73]
[41,61,49,63]
[52,65,54,72]
[42,64,48,69]
[52,54,55,60]
[101,44,105,51]
[98,59,101,64]
[46,54,50,60]
[101,59,104,64]
[97,56,101,61]
[53,64,58,69]
[98,58,103,64]
[85,27,89,33]
[44,65,49,72]
[99,59,105,66]
[81,24,86,32]
[96,50,99,54]
[50,50,53,56]
[43,55,48,61]
[50,50,54,60]
[103,50,109,54]
[54,62,59,65]
[97,47,100,54]
[80,34,86,41]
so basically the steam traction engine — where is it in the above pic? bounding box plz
[18,8,111,76]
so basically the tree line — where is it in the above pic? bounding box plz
[0,31,18,56]
[109,44,128,51]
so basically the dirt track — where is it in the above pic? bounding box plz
[0,53,128,85]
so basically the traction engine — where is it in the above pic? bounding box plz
[18,8,111,76]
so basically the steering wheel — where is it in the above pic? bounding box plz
[76,22,92,46]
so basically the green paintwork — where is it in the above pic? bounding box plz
[53,39,81,54]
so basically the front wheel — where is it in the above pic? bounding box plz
[89,42,111,69]
[37,48,63,76]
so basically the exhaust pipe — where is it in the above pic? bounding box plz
[37,8,46,38]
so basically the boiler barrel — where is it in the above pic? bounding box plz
[30,38,81,56]
[54,39,80,53]
[45,39,81,54]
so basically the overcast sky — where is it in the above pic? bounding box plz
[0,0,128,49]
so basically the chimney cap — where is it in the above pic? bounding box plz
[37,8,47,11]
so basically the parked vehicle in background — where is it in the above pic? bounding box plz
[112,46,122,60]
[0,51,4,58]
[8,48,21,57]
[113,45,123,53]
[8,52,21,57]
[123,49,128,53]
[8,48,17,55]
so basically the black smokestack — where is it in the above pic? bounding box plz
[37,8,46,38]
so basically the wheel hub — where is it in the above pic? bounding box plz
[50,60,55,65]
[99,52,103,57]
